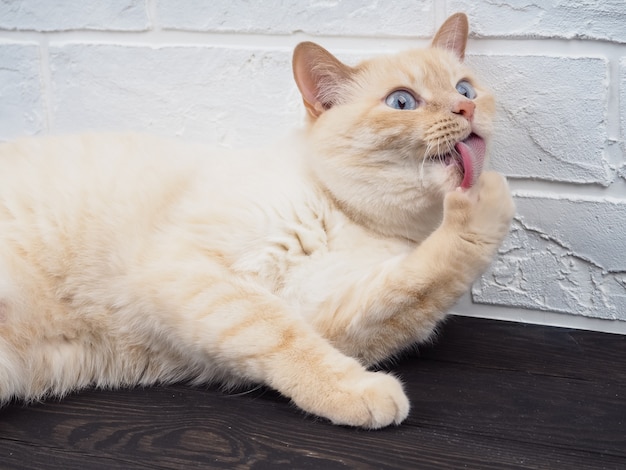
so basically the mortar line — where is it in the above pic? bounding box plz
[144,0,159,33]
[1,30,625,57]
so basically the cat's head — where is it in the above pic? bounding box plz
[293,13,495,242]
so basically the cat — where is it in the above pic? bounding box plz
[0,13,514,428]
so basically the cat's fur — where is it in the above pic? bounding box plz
[0,14,514,428]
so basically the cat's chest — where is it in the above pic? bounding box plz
[229,203,331,291]
[189,147,412,299]
[229,202,412,309]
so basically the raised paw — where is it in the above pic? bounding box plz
[443,171,515,247]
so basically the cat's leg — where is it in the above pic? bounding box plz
[0,250,60,403]
[0,251,37,403]
[311,171,515,365]
[124,257,409,428]
[0,298,23,404]
[0,251,103,404]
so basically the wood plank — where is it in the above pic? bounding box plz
[1,317,624,469]
[2,383,623,470]
[399,362,625,462]
[412,316,626,382]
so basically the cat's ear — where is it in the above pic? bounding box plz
[431,13,469,61]
[292,42,355,119]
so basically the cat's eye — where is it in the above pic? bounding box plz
[456,80,477,99]
[385,90,418,110]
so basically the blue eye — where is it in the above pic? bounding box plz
[456,80,477,99]
[385,90,418,110]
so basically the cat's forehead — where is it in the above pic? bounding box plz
[356,48,469,98]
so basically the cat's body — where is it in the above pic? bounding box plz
[0,14,514,428]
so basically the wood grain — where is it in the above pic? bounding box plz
[1,317,625,469]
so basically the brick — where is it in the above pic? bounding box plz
[448,0,626,43]
[473,195,626,320]
[49,44,300,145]
[0,0,149,32]
[0,43,45,140]
[156,0,434,37]
[466,54,612,185]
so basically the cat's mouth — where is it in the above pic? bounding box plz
[436,133,486,189]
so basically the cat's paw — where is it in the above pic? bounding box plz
[331,371,410,429]
[443,171,515,249]
[296,370,409,429]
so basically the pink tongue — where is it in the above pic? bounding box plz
[455,134,486,189]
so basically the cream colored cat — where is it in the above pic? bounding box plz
[0,13,514,428]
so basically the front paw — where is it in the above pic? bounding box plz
[326,371,410,429]
[293,370,410,429]
[443,171,515,248]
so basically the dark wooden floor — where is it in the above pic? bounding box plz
[1,316,624,469]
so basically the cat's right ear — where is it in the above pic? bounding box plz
[292,42,354,119]
[431,13,469,61]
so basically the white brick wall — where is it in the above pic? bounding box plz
[0,0,625,334]
[0,42,44,136]
[156,0,434,36]
[0,0,149,31]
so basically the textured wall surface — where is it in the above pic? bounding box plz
[1,0,624,333]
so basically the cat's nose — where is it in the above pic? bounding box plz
[453,100,475,121]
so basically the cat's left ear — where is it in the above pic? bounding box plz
[293,42,355,119]
[431,13,469,61]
